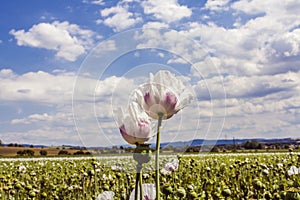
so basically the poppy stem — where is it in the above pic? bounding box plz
[139,169,143,200]
[155,113,163,200]
[135,163,142,200]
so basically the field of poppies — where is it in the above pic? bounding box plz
[0,152,299,200]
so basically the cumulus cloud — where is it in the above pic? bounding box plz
[194,71,300,100]
[0,69,75,103]
[141,0,192,23]
[0,68,141,146]
[181,0,300,76]
[1,128,81,146]
[10,111,75,126]
[91,0,105,5]
[204,0,231,11]
[10,21,97,61]
[142,22,169,29]
[11,113,53,124]
[0,68,138,106]
[93,40,116,57]
[135,28,208,64]
[268,28,300,58]
[100,4,142,32]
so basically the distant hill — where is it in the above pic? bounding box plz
[159,137,300,148]
[2,138,299,149]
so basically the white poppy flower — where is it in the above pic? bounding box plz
[161,158,179,175]
[133,70,194,120]
[129,184,156,200]
[116,102,154,145]
[96,191,115,200]
[287,166,299,176]
[18,165,26,173]
[277,163,283,168]
[262,169,269,175]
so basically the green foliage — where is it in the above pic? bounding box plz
[39,150,48,156]
[73,150,85,155]
[16,149,35,156]
[0,153,299,199]
[58,150,69,155]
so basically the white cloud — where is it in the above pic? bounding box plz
[0,69,75,103]
[141,0,192,23]
[1,128,81,146]
[181,6,300,75]
[0,68,137,106]
[231,0,274,15]
[11,113,53,124]
[135,28,208,64]
[204,0,231,11]
[231,0,300,18]
[10,21,97,61]
[82,0,105,5]
[91,0,105,5]
[2,67,300,145]
[268,28,300,58]
[142,22,169,29]
[100,4,142,32]
[10,110,75,126]
[93,40,116,56]
[194,71,300,100]
[0,68,141,146]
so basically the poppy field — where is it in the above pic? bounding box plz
[0,152,300,200]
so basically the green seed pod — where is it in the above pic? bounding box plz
[29,190,36,197]
[116,172,122,178]
[177,187,186,198]
[41,191,47,198]
[162,184,173,195]
[9,190,16,195]
[187,184,194,191]
[189,190,198,198]
[121,191,127,200]
[264,191,272,199]
[3,186,10,191]
[26,185,33,190]
[222,188,231,197]
[133,144,152,164]
[273,192,281,199]
[142,173,150,179]
[88,169,95,176]
[92,161,98,166]
[14,183,22,190]
[103,184,110,191]
[253,179,263,190]
[177,154,182,161]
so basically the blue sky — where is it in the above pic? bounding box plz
[0,0,300,147]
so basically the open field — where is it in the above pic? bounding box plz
[0,152,299,199]
[0,146,88,157]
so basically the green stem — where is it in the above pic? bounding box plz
[135,164,142,200]
[155,113,163,200]
[139,169,143,200]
